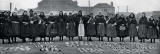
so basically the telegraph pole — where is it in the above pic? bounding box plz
[10,0,12,11]
[88,0,91,14]
[126,5,128,12]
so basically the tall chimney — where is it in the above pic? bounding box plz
[111,2,113,7]
[10,2,12,11]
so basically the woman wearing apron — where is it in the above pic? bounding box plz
[30,13,41,42]
[116,15,127,42]
[1,11,12,43]
[106,14,117,42]
[10,12,20,43]
[128,13,138,42]
[20,11,30,42]
[39,12,47,41]
[147,17,158,43]
[47,13,58,41]
[95,12,106,41]
[66,13,76,41]
[57,11,66,41]
[86,13,96,41]
[138,13,148,43]
[78,17,85,41]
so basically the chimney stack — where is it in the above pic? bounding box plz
[111,2,113,7]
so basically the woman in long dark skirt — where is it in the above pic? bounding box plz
[0,12,4,43]
[128,13,138,42]
[138,13,148,43]
[0,11,12,43]
[39,12,47,41]
[86,13,96,41]
[47,13,58,41]
[106,14,117,42]
[95,12,106,41]
[29,13,40,42]
[57,11,66,41]
[10,12,20,43]
[3,11,12,43]
[20,11,30,42]
[116,14,127,42]
[66,13,76,41]
[147,17,158,43]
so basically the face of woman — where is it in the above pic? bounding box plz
[49,13,53,16]
[40,12,44,15]
[4,12,8,16]
[34,13,38,16]
[130,13,134,18]
[142,13,146,17]
[23,11,28,15]
[59,12,63,15]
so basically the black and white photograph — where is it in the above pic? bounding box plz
[0,0,160,54]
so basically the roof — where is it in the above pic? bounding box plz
[94,3,114,8]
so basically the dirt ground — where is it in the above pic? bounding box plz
[0,37,159,54]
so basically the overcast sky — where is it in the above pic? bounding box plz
[0,0,160,13]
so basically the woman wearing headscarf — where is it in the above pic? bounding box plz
[57,11,66,41]
[147,16,158,43]
[1,11,12,43]
[116,14,127,42]
[86,13,96,41]
[95,12,106,41]
[66,13,76,41]
[30,13,42,42]
[38,12,47,41]
[10,12,20,43]
[128,13,138,42]
[106,14,117,42]
[138,13,148,42]
[20,11,30,42]
[46,13,58,41]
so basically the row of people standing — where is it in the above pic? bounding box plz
[0,10,159,44]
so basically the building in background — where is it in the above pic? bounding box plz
[34,0,115,16]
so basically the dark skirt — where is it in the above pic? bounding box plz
[147,27,157,39]
[29,24,39,38]
[129,24,138,37]
[11,23,20,36]
[57,23,66,36]
[37,24,46,37]
[86,23,96,37]
[66,23,76,37]
[2,23,12,38]
[20,23,30,38]
[119,30,126,37]
[106,24,117,38]
[97,23,105,36]
[0,23,5,39]
[46,23,57,37]
[138,24,147,39]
